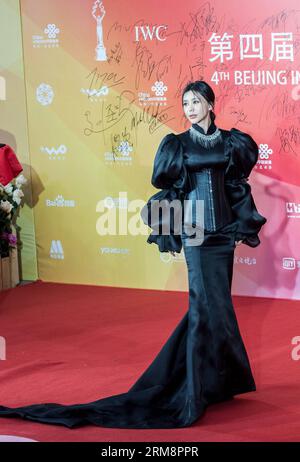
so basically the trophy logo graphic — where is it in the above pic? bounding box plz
[92,0,107,61]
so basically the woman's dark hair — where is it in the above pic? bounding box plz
[181,80,216,123]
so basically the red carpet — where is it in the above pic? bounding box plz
[0,280,299,442]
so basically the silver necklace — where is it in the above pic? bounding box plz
[189,125,223,148]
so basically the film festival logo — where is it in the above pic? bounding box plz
[92,0,107,61]
[95,192,205,248]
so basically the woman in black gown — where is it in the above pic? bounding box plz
[0,80,267,428]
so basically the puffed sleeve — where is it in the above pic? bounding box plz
[151,133,187,193]
[224,128,267,248]
[141,133,187,253]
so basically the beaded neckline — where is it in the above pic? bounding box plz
[189,125,223,148]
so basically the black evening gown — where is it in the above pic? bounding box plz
[0,122,267,428]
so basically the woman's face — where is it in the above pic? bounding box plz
[182,90,212,124]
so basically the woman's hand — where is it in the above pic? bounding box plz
[235,240,243,246]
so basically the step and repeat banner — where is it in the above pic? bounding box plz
[18,0,300,298]
[0,0,37,281]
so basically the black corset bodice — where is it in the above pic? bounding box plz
[185,168,233,232]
